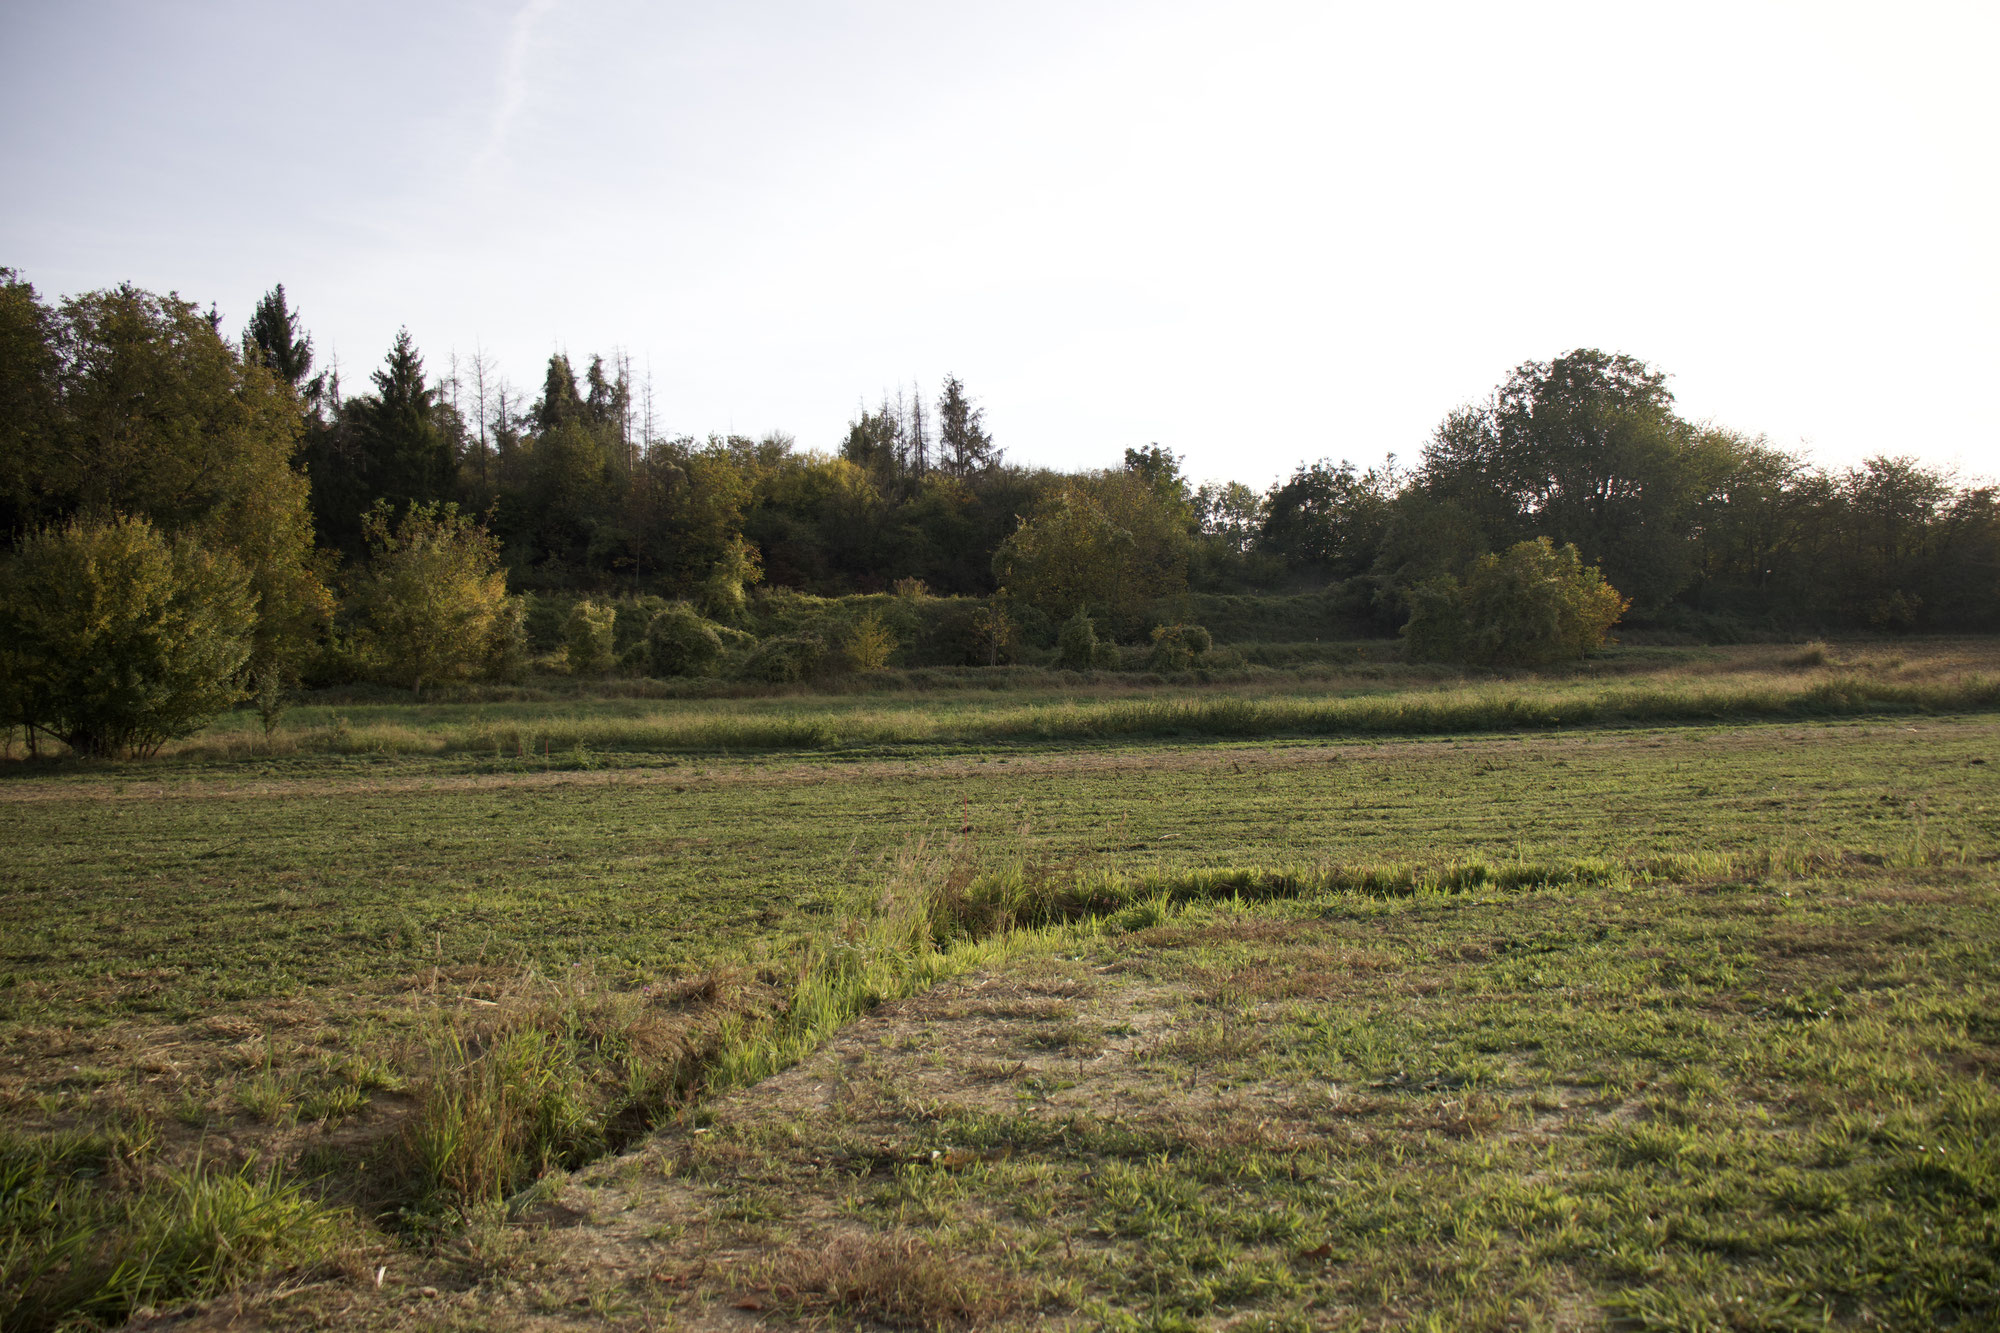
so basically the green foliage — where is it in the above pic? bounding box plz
[351,328,453,509]
[401,1023,597,1210]
[1404,537,1629,666]
[970,601,1016,666]
[0,1132,342,1333]
[349,502,514,695]
[1146,623,1213,672]
[701,536,765,623]
[484,594,530,683]
[1258,459,1393,577]
[994,474,1190,630]
[843,611,897,673]
[737,633,828,684]
[1057,609,1099,670]
[563,600,617,676]
[0,514,255,757]
[241,283,315,392]
[0,278,332,700]
[643,603,726,678]
[936,375,998,477]
[1417,350,1711,610]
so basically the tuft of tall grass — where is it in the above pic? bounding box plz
[0,1127,342,1333]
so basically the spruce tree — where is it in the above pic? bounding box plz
[937,375,996,477]
[354,329,453,508]
[243,284,315,391]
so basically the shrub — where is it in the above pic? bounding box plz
[843,612,897,673]
[612,596,668,654]
[970,602,1016,666]
[700,538,764,624]
[0,514,255,757]
[563,601,617,675]
[484,596,530,683]
[736,633,827,683]
[1057,609,1099,670]
[1147,623,1213,672]
[644,603,725,678]
[349,502,514,695]
[1404,537,1628,667]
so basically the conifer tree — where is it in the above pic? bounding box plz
[353,329,453,508]
[242,284,315,395]
[937,375,996,477]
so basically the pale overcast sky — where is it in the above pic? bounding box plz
[3,1,1995,488]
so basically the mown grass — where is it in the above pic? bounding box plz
[5,718,1993,1024]
[521,860,1999,1332]
[2,660,1997,1328]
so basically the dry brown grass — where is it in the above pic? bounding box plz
[761,1232,1026,1330]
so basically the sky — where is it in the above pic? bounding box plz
[3,0,1995,489]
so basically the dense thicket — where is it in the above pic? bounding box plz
[5,268,1998,715]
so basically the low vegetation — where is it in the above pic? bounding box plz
[3,682,1996,1327]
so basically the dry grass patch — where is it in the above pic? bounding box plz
[760,1232,1027,1330]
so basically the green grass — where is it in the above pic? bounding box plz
[157,663,2000,759]
[2,637,1982,766]
[4,718,1994,1024]
[3,647,1998,1329]
[530,863,2000,1331]
[0,1126,344,1333]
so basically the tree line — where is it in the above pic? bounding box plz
[5,269,1999,751]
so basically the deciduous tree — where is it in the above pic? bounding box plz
[348,501,515,695]
[0,514,255,756]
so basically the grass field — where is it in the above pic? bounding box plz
[3,640,1997,1330]
[6,636,1986,765]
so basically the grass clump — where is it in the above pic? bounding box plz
[396,972,792,1216]
[0,1127,342,1333]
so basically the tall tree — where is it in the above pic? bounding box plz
[842,399,902,479]
[1418,349,1708,610]
[993,471,1189,629]
[900,385,931,477]
[0,278,331,692]
[533,353,585,433]
[1259,459,1394,578]
[350,328,454,511]
[242,284,316,398]
[937,375,996,476]
[0,269,60,537]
